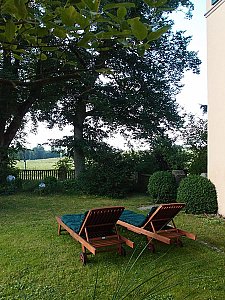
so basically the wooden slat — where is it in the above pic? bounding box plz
[91,238,124,248]
[56,216,96,255]
[79,206,125,236]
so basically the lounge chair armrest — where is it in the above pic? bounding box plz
[177,229,197,240]
[119,235,135,248]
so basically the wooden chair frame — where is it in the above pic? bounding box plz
[117,203,196,252]
[56,206,134,264]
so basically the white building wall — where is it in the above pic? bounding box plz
[206,0,225,216]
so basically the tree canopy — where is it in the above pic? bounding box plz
[0,0,173,172]
[0,0,198,179]
[33,1,200,176]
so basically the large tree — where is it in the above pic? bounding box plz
[0,0,177,179]
[34,0,200,177]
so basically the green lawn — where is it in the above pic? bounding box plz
[0,193,224,299]
[16,158,61,170]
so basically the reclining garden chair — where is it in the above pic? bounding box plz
[117,203,196,253]
[56,206,134,264]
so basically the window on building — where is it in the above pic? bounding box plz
[212,0,219,4]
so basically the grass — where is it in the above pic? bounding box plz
[0,193,225,299]
[16,158,61,170]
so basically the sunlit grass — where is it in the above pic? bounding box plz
[16,158,61,170]
[0,193,224,299]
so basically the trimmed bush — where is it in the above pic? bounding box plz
[76,164,134,198]
[63,179,81,194]
[147,171,177,203]
[39,176,63,194]
[22,180,40,192]
[177,175,218,214]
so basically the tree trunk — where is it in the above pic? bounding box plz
[73,100,86,178]
[0,50,43,176]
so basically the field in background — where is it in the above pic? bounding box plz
[16,158,61,170]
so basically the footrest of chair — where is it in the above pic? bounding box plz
[90,236,124,248]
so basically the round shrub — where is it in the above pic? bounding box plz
[42,176,62,194]
[147,171,177,203]
[177,175,218,214]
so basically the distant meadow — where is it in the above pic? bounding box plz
[16,158,62,170]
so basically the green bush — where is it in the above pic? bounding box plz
[62,179,81,194]
[77,163,134,198]
[0,175,22,195]
[22,180,40,192]
[147,171,177,203]
[33,176,63,194]
[54,157,74,181]
[75,147,135,198]
[177,175,218,214]
[22,178,78,195]
[0,166,19,185]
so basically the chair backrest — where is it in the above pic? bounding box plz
[79,206,125,237]
[142,203,185,232]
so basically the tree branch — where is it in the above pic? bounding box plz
[0,71,91,87]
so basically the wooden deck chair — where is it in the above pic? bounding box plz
[117,203,196,253]
[56,206,134,264]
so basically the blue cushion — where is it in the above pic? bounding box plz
[61,212,87,233]
[145,206,158,220]
[119,206,158,227]
[119,210,146,227]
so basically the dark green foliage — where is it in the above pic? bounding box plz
[44,2,200,178]
[0,146,19,184]
[177,175,218,214]
[19,178,80,195]
[54,157,73,171]
[0,177,22,195]
[22,180,40,193]
[76,168,132,199]
[44,176,57,185]
[54,157,74,180]
[77,164,134,199]
[0,157,21,194]
[132,137,190,177]
[0,166,18,184]
[135,151,160,175]
[73,144,136,198]
[180,115,207,175]
[188,149,207,175]
[150,137,190,171]
[41,176,62,194]
[147,171,177,203]
[62,179,81,194]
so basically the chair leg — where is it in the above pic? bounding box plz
[80,252,87,265]
[177,238,183,247]
[80,245,87,265]
[146,237,155,253]
[148,243,156,253]
[118,245,126,256]
[57,224,61,236]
